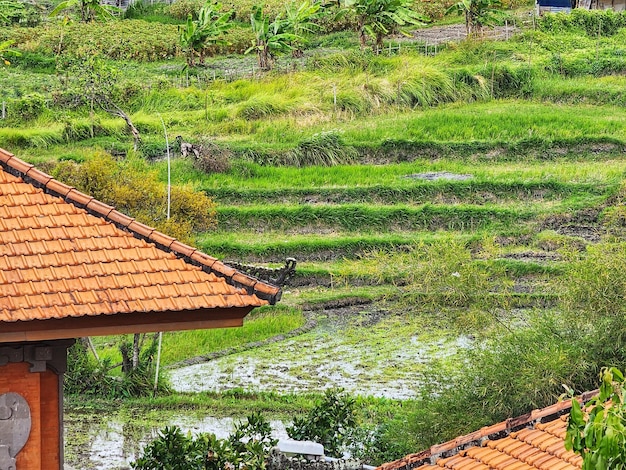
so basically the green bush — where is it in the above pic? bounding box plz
[0,0,42,27]
[540,9,626,36]
[10,93,46,121]
[287,389,357,457]
[65,337,170,398]
[132,413,277,470]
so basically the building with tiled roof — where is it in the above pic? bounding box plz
[377,391,598,470]
[0,147,281,470]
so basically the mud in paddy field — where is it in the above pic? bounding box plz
[169,302,473,399]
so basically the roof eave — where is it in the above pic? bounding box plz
[0,306,254,343]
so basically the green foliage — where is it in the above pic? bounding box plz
[246,5,299,70]
[0,39,19,66]
[284,130,358,167]
[50,0,118,22]
[50,152,216,243]
[0,0,42,27]
[124,0,182,24]
[65,337,170,398]
[132,413,277,470]
[540,9,626,37]
[560,242,626,318]
[566,367,626,470]
[344,240,512,308]
[342,0,428,50]
[179,1,233,67]
[16,20,179,60]
[132,426,214,469]
[283,0,323,57]
[287,389,357,457]
[9,93,46,120]
[446,0,504,37]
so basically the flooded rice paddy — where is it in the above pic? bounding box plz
[65,303,472,469]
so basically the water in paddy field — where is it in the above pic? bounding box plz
[169,305,474,400]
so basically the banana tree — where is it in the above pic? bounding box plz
[446,0,504,37]
[246,6,300,71]
[342,0,427,51]
[50,0,117,22]
[284,0,322,58]
[0,39,19,66]
[179,1,233,67]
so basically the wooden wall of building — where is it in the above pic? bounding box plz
[0,362,61,470]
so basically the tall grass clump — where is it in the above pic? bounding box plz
[0,127,64,148]
[282,130,358,167]
[236,95,289,120]
[557,242,626,382]
[394,67,458,107]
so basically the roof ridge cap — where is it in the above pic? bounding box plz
[0,148,281,304]
[376,389,600,470]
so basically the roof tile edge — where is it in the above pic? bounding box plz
[0,148,282,305]
[376,388,599,470]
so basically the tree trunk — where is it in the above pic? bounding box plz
[103,102,141,151]
[258,42,271,71]
[358,20,367,50]
[374,33,384,53]
[132,333,140,369]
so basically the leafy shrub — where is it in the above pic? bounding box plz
[566,367,626,470]
[0,0,42,27]
[132,426,214,470]
[10,92,46,121]
[539,9,626,36]
[65,337,170,398]
[50,152,217,243]
[287,389,356,457]
[14,20,180,61]
[132,413,277,470]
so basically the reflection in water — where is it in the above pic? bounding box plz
[64,409,288,470]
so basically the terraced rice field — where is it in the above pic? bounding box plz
[168,153,626,395]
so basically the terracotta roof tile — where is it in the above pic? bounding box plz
[0,148,281,327]
[377,393,603,470]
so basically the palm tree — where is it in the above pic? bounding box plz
[343,0,427,52]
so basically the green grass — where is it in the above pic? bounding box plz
[92,305,305,368]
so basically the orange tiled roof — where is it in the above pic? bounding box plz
[0,148,281,337]
[378,391,599,470]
